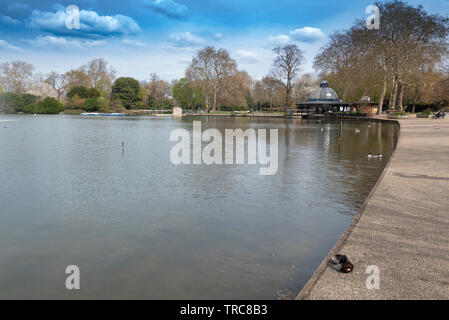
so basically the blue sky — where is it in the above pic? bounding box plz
[1,0,448,81]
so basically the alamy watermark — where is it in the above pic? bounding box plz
[366,5,380,30]
[65,5,80,30]
[65,265,80,290]
[365,265,380,290]
[170,121,278,176]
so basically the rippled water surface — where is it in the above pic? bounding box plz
[0,115,398,299]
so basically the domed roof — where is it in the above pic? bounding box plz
[308,80,340,102]
[360,96,371,102]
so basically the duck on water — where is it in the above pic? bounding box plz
[368,150,383,159]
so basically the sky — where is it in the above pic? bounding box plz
[0,0,448,81]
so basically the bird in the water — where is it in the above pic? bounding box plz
[329,254,353,273]
[368,150,383,159]
[320,128,324,132]
[355,128,360,133]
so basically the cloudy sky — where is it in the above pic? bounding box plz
[1,0,448,81]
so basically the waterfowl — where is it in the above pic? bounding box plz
[320,128,324,132]
[368,151,383,159]
[329,254,353,273]
[355,128,360,133]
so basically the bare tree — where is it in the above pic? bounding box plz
[0,61,35,94]
[145,73,171,109]
[187,46,238,111]
[271,44,304,112]
[293,73,318,104]
[314,1,449,112]
[45,71,66,100]
[86,58,116,91]
[64,67,91,91]
[261,76,282,110]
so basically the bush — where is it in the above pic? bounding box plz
[0,93,38,113]
[82,98,99,112]
[69,97,86,109]
[35,97,64,114]
[97,97,111,113]
[67,86,100,99]
[18,94,38,113]
[421,109,433,115]
[0,92,19,113]
[80,97,111,112]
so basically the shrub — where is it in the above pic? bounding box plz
[70,97,86,109]
[18,94,38,113]
[0,92,19,113]
[67,86,100,99]
[0,93,38,113]
[67,86,88,99]
[421,109,433,115]
[82,98,99,112]
[35,97,64,114]
[97,97,111,113]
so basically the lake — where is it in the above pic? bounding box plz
[0,115,398,299]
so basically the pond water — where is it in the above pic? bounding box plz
[0,115,398,299]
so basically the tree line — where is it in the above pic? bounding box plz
[0,1,448,115]
[315,1,449,113]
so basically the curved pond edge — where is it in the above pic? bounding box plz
[296,117,401,300]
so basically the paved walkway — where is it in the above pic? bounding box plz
[298,118,449,300]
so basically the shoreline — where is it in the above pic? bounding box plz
[297,117,449,300]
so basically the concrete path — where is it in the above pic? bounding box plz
[298,118,449,300]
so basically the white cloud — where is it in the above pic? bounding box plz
[27,8,141,38]
[26,36,106,50]
[268,27,325,46]
[144,0,189,19]
[235,49,262,64]
[269,34,291,45]
[0,39,23,51]
[289,27,325,42]
[122,39,150,47]
[0,15,21,25]
[168,32,205,47]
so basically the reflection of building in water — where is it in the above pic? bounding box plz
[296,80,378,115]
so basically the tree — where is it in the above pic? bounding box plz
[111,77,140,110]
[271,44,305,112]
[145,73,172,109]
[67,86,100,99]
[187,46,238,111]
[293,74,318,103]
[45,71,66,101]
[0,61,35,94]
[86,58,116,92]
[218,70,252,109]
[64,68,91,91]
[262,76,283,110]
[172,78,193,108]
[313,1,449,112]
